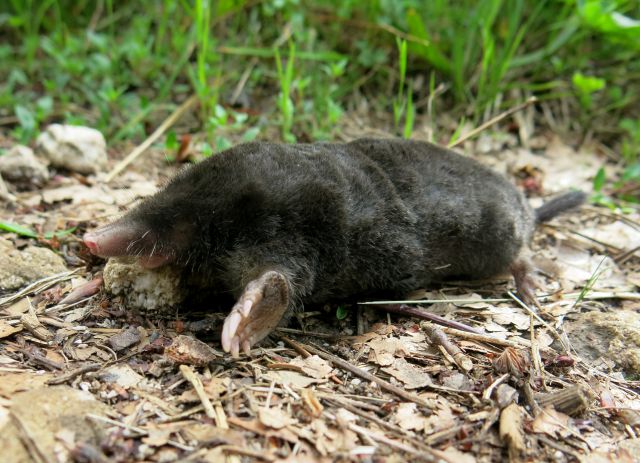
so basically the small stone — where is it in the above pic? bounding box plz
[0,237,67,291]
[0,145,49,188]
[165,335,220,366]
[99,364,143,389]
[109,326,142,351]
[36,124,107,174]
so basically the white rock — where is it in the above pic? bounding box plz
[0,145,49,186]
[0,237,68,290]
[103,257,185,314]
[36,124,107,174]
[0,173,16,202]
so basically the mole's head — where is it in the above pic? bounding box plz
[84,161,227,269]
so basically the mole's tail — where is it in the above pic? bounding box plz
[535,191,587,223]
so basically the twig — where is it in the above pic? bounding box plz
[508,291,569,352]
[615,244,640,265]
[21,301,53,342]
[158,404,205,423]
[217,445,275,462]
[482,373,509,402]
[380,304,485,334]
[230,58,258,106]
[324,395,438,455]
[276,327,346,339]
[537,435,583,461]
[105,95,198,182]
[0,269,81,307]
[281,337,433,409]
[47,363,101,385]
[179,364,216,420]
[278,335,311,357]
[448,97,537,148]
[86,414,194,451]
[347,422,452,463]
[441,326,553,353]
[423,323,474,372]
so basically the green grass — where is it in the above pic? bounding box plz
[275,42,296,143]
[0,221,76,240]
[0,0,638,197]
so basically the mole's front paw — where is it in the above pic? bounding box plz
[221,270,290,357]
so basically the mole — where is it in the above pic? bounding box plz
[84,138,585,357]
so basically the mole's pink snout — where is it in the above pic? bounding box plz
[83,231,100,254]
[83,222,138,257]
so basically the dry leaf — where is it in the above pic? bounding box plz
[259,407,296,429]
[394,402,424,431]
[2,298,30,316]
[452,293,491,309]
[264,369,327,388]
[182,424,245,447]
[335,408,358,428]
[531,406,572,437]
[290,355,333,379]
[489,307,531,331]
[0,320,22,339]
[142,426,172,447]
[441,447,477,463]
[582,449,636,463]
[581,221,640,251]
[229,416,300,444]
[441,371,474,391]
[499,403,525,453]
[556,245,628,289]
[493,347,530,377]
[367,337,405,366]
[382,357,432,389]
[204,377,230,400]
[423,400,456,434]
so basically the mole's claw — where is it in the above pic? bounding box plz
[241,299,253,317]
[242,340,251,356]
[230,337,240,358]
[227,312,242,339]
[221,318,232,352]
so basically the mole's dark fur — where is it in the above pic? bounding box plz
[87,138,584,352]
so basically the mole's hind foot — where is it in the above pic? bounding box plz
[511,259,541,309]
[221,270,290,357]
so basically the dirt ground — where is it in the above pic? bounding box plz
[1,114,639,463]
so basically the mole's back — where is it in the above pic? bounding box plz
[209,139,534,300]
